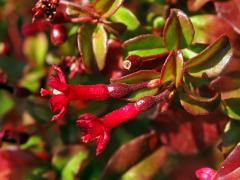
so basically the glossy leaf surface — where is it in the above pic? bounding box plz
[110,7,140,31]
[163,9,194,50]
[186,35,232,78]
[111,70,160,84]
[92,24,108,71]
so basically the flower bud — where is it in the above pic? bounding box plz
[50,24,67,45]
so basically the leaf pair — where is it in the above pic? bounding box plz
[78,23,107,72]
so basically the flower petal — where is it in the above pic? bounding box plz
[49,94,67,112]
[51,106,67,121]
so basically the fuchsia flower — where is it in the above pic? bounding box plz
[77,96,158,155]
[41,65,110,121]
[196,167,217,180]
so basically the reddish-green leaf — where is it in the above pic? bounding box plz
[159,50,184,87]
[163,9,194,50]
[111,70,160,84]
[186,35,232,78]
[92,24,108,71]
[77,23,96,73]
[95,0,123,18]
[102,132,161,179]
[179,87,221,115]
[121,147,167,180]
[110,7,140,31]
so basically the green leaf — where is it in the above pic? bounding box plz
[179,88,221,115]
[61,149,88,180]
[159,50,184,87]
[92,24,108,71]
[127,48,167,57]
[163,9,194,50]
[110,7,140,31]
[0,56,25,83]
[0,90,14,117]
[23,33,48,67]
[123,34,164,52]
[121,147,167,180]
[111,70,160,84]
[128,88,159,101]
[222,121,240,147]
[221,98,240,120]
[77,23,97,73]
[21,136,44,150]
[95,0,123,18]
[20,67,46,92]
[186,35,232,78]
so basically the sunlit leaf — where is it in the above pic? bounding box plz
[92,24,108,71]
[110,7,140,31]
[123,34,164,52]
[0,90,14,117]
[186,35,232,78]
[163,9,194,50]
[95,0,123,18]
[23,33,48,67]
[111,70,160,84]
[61,147,88,180]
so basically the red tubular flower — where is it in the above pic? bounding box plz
[41,65,110,121]
[196,167,217,180]
[77,96,156,155]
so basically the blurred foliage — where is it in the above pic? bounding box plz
[0,0,240,180]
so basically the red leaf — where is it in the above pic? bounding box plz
[0,149,44,180]
[153,107,228,154]
[215,0,240,34]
